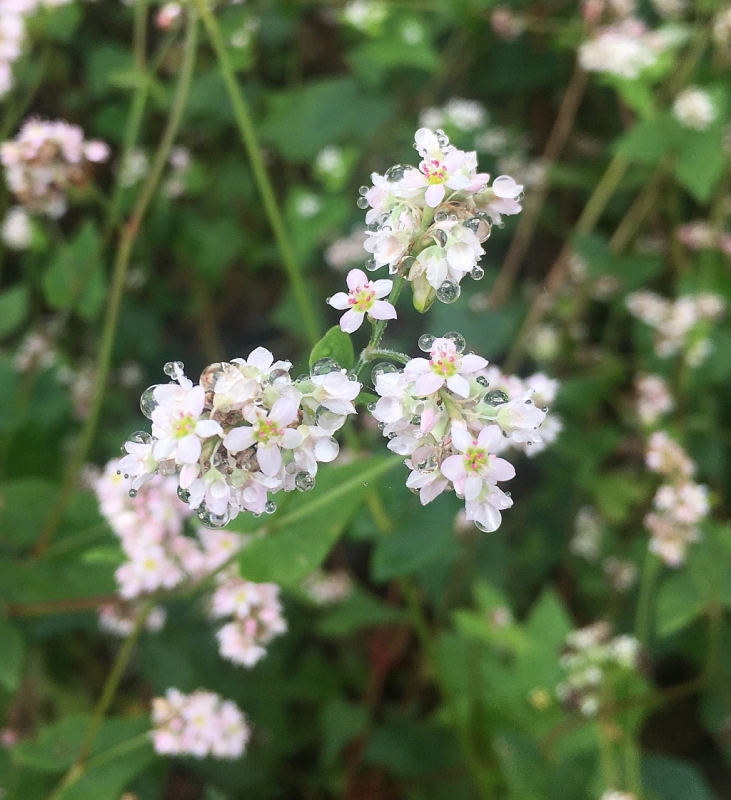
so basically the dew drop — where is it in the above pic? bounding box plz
[310,358,341,377]
[436,280,460,304]
[177,485,191,503]
[163,360,184,378]
[504,491,512,498]
[485,390,509,405]
[365,257,377,272]
[265,500,277,514]
[358,185,369,196]
[316,406,345,432]
[385,164,409,182]
[197,507,231,529]
[443,331,466,353]
[157,459,178,476]
[474,519,489,533]
[356,196,369,209]
[434,211,448,223]
[367,401,377,412]
[433,228,448,248]
[418,333,436,352]
[295,471,316,492]
[199,362,227,391]
[127,430,152,447]
[140,385,160,419]
[471,265,485,281]
[476,375,489,387]
[371,362,398,383]
[269,368,290,384]
[128,488,138,498]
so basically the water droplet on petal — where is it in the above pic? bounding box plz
[316,406,345,431]
[295,471,315,492]
[418,333,435,352]
[485,390,509,405]
[371,362,398,383]
[365,258,377,272]
[163,360,184,377]
[358,185,369,196]
[433,228,448,248]
[157,459,178,476]
[367,402,377,412]
[265,500,277,514]
[356,196,369,209]
[474,519,489,533]
[310,358,340,377]
[199,362,227,391]
[385,164,409,182]
[436,280,460,304]
[476,375,489,387]
[197,507,231,529]
[140,386,160,419]
[443,332,466,353]
[128,488,138,498]
[127,430,152,446]
[471,265,485,281]
[177,486,191,503]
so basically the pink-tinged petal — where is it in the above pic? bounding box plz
[404,357,431,375]
[153,438,175,460]
[443,150,466,171]
[373,396,403,424]
[489,198,521,216]
[223,426,256,453]
[446,373,470,398]
[399,169,427,189]
[314,437,339,462]
[464,475,483,502]
[270,395,299,427]
[425,183,446,208]
[470,503,501,532]
[346,268,368,290]
[441,454,465,482]
[281,428,303,449]
[420,406,439,434]
[446,242,475,273]
[183,385,205,417]
[179,463,199,489]
[420,477,448,505]
[247,346,274,370]
[371,279,393,298]
[368,300,397,321]
[446,174,471,190]
[340,308,364,333]
[450,426,473,452]
[154,384,182,404]
[489,457,516,482]
[177,434,201,464]
[195,419,223,438]
[477,424,502,451]
[328,292,350,310]
[257,444,281,476]
[460,354,488,373]
[492,175,523,198]
[414,371,445,396]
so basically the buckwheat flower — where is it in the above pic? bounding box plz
[223,395,303,476]
[571,507,603,562]
[1,205,31,249]
[601,792,636,800]
[327,269,396,332]
[635,374,674,426]
[152,378,223,465]
[673,87,716,131]
[156,1,182,29]
[405,337,487,398]
[150,689,250,759]
[341,0,387,34]
[491,5,525,40]
[99,603,166,637]
[603,557,638,592]
[441,425,515,501]
[325,229,368,271]
[579,18,667,79]
[464,481,514,532]
[302,569,352,605]
[14,330,55,372]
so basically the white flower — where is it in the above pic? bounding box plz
[441,425,515,501]
[405,337,487,398]
[327,268,396,332]
[673,87,716,131]
[1,205,31,249]
[464,482,514,532]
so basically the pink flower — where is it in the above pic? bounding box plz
[441,425,515,501]
[404,337,488,398]
[328,269,396,332]
[222,395,302,476]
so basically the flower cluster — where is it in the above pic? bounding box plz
[556,622,640,717]
[635,374,674,427]
[370,334,557,532]
[644,432,708,567]
[93,460,244,597]
[677,221,731,256]
[419,98,488,134]
[209,576,287,667]
[302,569,353,605]
[571,506,603,562]
[150,689,250,759]
[98,603,167,637]
[359,128,522,311]
[1,118,109,217]
[579,18,672,79]
[673,87,716,131]
[1,204,31,249]
[626,290,726,363]
[119,350,360,527]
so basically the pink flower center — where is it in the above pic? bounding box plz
[349,285,376,312]
[430,354,459,377]
[422,158,447,184]
[255,418,283,445]
[464,446,490,475]
[172,413,196,439]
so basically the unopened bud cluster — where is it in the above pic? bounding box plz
[150,689,250,759]
[1,119,109,217]
[359,128,522,312]
[557,622,640,717]
[119,350,360,528]
[370,334,554,532]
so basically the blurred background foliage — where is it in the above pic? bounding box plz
[1,0,731,798]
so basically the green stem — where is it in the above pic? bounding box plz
[50,601,153,800]
[33,11,200,558]
[624,735,643,798]
[597,721,619,790]
[364,347,411,365]
[192,0,320,347]
[634,550,660,647]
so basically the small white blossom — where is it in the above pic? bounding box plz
[673,87,716,131]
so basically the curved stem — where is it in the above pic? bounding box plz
[33,11,199,558]
[352,276,406,378]
[635,550,660,646]
[192,0,320,347]
[50,601,154,800]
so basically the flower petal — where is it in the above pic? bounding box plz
[372,279,393,298]
[414,371,445,396]
[368,300,397,320]
[446,373,470,398]
[257,444,281,476]
[460,354,488,372]
[195,419,223,438]
[440,454,465,482]
[425,183,446,208]
[346,268,367,290]
[328,292,350,310]
[247,347,274,370]
[339,308,364,333]
[177,434,201,464]
[464,475,483,502]
[450,426,473,452]
[270,396,299,427]
[223,426,256,453]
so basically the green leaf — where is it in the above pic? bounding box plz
[42,222,102,313]
[0,615,24,692]
[656,571,706,638]
[0,285,30,341]
[308,325,355,370]
[615,116,670,165]
[0,479,61,548]
[370,496,458,582]
[674,122,727,203]
[320,697,368,766]
[642,755,716,800]
[316,587,405,636]
[237,457,399,586]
